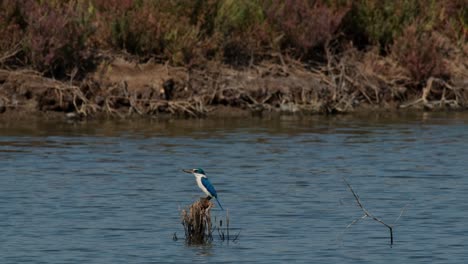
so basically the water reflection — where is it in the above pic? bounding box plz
[3,111,467,138]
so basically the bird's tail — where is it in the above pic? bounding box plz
[215,197,224,210]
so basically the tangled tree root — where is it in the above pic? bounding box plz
[400,77,467,110]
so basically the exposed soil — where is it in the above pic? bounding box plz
[1,51,467,119]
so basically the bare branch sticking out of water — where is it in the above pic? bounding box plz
[345,214,368,229]
[343,177,394,246]
[393,204,409,225]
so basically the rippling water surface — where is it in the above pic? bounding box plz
[1,112,468,263]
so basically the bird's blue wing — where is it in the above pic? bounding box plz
[201,177,218,198]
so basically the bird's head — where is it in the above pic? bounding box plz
[182,168,206,176]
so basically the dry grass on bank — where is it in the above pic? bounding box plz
[1,45,467,118]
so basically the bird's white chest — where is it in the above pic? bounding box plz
[195,175,210,196]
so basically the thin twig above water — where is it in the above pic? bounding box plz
[342,177,395,246]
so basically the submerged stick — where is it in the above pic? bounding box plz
[343,177,394,245]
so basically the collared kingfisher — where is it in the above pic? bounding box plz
[183,168,224,210]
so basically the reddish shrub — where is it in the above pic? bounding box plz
[92,0,224,65]
[265,0,349,57]
[432,0,468,42]
[213,0,269,66]
[92,0,161,54]
[392,25,448,86]
[220,21,271,66]
[22,0,94,77]
[0,0,25,62]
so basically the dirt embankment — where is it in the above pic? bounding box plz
[1,51,467,119]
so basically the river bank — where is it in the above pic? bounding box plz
[0,1,467,118]
[1,49,467,119]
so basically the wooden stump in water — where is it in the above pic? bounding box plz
[181,197,214,244]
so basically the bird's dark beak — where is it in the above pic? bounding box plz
[182,169,193,174]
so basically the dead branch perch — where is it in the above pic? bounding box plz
[180,197,238,245]
[343,177,394,245]
[181,197,213,244]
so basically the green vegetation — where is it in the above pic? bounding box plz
[1,0,466,77]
